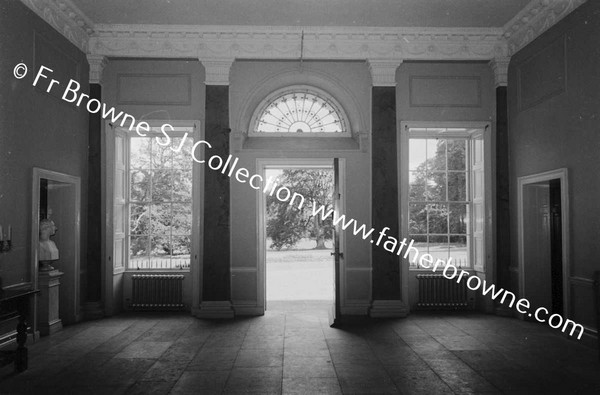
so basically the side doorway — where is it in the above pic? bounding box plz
[518,168,570,317]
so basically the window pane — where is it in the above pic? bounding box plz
[172,169,192,202]
[447,140,466,170]
[449,203,468,234]
[409,139,427,170]
[428,235,449,263]
[130,204,150,235]
[427,172,446,201]
[409,203,427,234]
[448,172,466,201]
[150,235,171,269]
[427,139,446,171]
[151,203,173,235]
[130,170,150,202]
[172,235,191,269]
[171,203,192,235]
[428,204,448,234]
[151,170,174,202]
[449,235,468,268]
[409,171,427,201]
[129,236,149,266]
[408,235,427,265]
[130,138,151,168]
[152,138,173,168]
[172,138,194,169]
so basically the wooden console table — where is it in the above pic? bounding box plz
[0,288,39,372]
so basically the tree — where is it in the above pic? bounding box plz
[266,169,334,250]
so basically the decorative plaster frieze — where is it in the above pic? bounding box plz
[489,57,510,87]
[19,0,589,66]
[368,60,402,86]
[20,0,93,52]
[503,0,587,55]
[87,54,108,84]
[201,59,234,85]
[89,25,508,61]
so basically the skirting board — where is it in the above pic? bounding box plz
[39,319,62,336]
[233,305,264,316]
[82,301,104,320]
[193,301,234,319]
[369,300,409,318]
[341,304,370,316]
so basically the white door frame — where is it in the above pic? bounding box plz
[255,158,346,313]
[517,168,570,317]
[31,168,81,325]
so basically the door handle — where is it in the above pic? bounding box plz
[331,252,344,259]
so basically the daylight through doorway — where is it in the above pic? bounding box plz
[265,167,334,311]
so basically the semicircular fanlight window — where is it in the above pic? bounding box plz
[255,91,346,134]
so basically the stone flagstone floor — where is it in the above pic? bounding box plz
[1,302,599,394]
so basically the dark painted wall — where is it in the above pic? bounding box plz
[87,83,102,304]
[0,0,89,288]
[508,1,600,328]
[372,87,400,299]
[495,86,510,291]
[203,86,230,301]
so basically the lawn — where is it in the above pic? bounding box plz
[266,238,334,301]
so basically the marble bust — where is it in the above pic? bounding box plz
[39,218,59,271]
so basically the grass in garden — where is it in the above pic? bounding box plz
[266,238,333,265]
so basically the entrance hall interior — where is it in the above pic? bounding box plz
[1,0,600,393]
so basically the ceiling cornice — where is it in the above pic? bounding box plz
[20,0,93,52]
[20,0,588,63]
[89,25,508,61]
[503,0,588,55]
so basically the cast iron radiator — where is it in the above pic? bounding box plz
[416,274,470,310]
[131,274,184,311]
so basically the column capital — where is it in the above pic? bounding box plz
[87,55,108,85]
[200,59,234,86]
[489,57,510,88]
[368,60,403,87]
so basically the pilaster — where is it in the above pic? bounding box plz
[489,57,510,88]
[87,55,108,85]
[368,60,402,87]
[201,59,234,86]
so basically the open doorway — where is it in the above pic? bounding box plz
[262,164,336,315]
[518,169,569,317]
[32,168,81,328]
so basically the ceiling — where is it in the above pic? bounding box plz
[72,0,532,28]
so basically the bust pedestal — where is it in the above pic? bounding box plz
[37,269,63,336]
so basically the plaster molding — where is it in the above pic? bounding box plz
[193,301,234,319]
[20,0,92,52]
[368,60,402,87]
[489,57,510,87]
[87,54,108,84]
[369,299,409,318]
[200,59,234,85]
[20,1,587,65]
[503,0,588,55]
[89,24,508,61]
